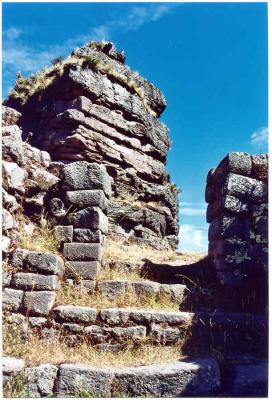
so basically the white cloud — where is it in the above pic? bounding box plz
[181,207,206,216]
[178,224,208,253]
[250,127,268,149]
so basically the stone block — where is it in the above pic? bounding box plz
[97,280,129,299]
[12,273,60,291]
[84,325,110,343]
[73,228,104,243]
[131,281,160,297]
[2,161,25,193]
[63,243,103,261]
[2,356,25,375]
[209,239,249,260]
[2,124,24,166]
[54,225,73,245]
[3,272,12,287]
[66,261,100,280]
[208,216,251,241]
[113,358,220,397]
[251,154,268,181]
[12,249,65,276]
[58,364,113,397]
[110,326,146,342]
[53,306,97,323]
[223,173,267,203]
[206,195,249,223]
[25,364,58,398]
[150,323,180,344]
[24,291,56,316]
[160,284,187,303]
[67,207,108,233]
[60,161,111,197]
[75,280,96,293]
[213,152,252,180]
[2,189,19,213]
[131,309,192,326]
[100,308,131,326]
[62,323,85,333]
[66,190,108,210]
[2,288,24,312]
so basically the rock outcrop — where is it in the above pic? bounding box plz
[5,41,179,250]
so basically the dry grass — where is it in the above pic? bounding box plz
[3,373,28,398]
[9,46,157,117]
[3,317,182,368]
[97,266,144,281]
[103,236,205,264]
[19,214,59,254]
[56,285,180,311]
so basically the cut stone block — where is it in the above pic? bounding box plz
[160,284,187,303]
[2,288,24,312]
[150,323,180,344]
[66,190,108,211]
[2,356,25,375]
[223,173,267,203]
[100,308,131,326]
[66,261,100,280]
[113,358,221,397]
[25,364,58,398]
[12,249,65,276]
[60,161,111,197]
[214,152,252,180]
[63,243,103,261]
[208,216,251,241]
[110,326,146,342]
[206,195,249,223]
[251,154,268,181]
[62,323,85,333]
[67,207,108,233]
[58,364,113,397]
[97,280,129,299]
[75,280,96,293]
[131,309,193,325]
[73,229,104,243]
[54,225,73,245]
[53,305,97,323]
[24,291,56,316]
[12,273,60,291]
[2,124,24,166]
[131,281,160,297]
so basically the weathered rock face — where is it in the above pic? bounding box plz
[206,152,268,288]
[5,41,179,250]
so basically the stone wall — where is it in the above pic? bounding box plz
[5,41,179,250]
[206,152,268,288]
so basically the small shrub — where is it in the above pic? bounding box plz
[82,55,100,70]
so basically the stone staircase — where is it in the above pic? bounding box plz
[3,247,268,397]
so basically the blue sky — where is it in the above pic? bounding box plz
[2,2,268,252]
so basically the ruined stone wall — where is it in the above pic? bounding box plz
[206,152,268,288]
[6,42,179,250]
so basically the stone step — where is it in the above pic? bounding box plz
[49,307,267,355]
[2,356,221,397]
[72,278,188,305]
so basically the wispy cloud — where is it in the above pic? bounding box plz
[179,202,206,216]
[178,224,208,253]
[3,3,177,96]
[250,127,268,150]
[181,207,206,216]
